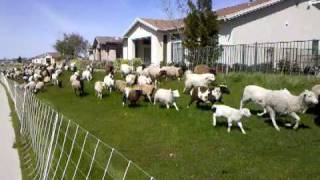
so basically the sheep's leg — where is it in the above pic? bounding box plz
[212,113,216,126]
[267,107,280,131]
[290,112,301,130]
[122,95,127,107]
[237,121,246,134]
[227,119,232,133]
[147,94,152,103]
[173,102,179,111]
[166,103,170,109]
[187,98,195,108]
[257,108,267,117]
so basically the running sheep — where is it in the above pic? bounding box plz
[82,70,92,81]
[241,85,318,131]
[122,88,143,106]
[120,64,134,77]
[154,89,180,111]
[212,105,251,134]
[132,84,156,103]
[115,80,127,93]
[103,73,115,92]
[161,66,183,81]
[125,74,137,86]
[183,73,215,93]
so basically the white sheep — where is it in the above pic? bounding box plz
[183,73,215,92]
[120,64,133,77]
[52,72,59,86]
[70,72,79,83]
[82,70,92,81]
[142,66,166,82]
[154,89,180,111]
[34,81,45,93]
[25,81,36,92]
[125,74,137,86]
[262,89,318,131]
[212,105,251,134]
[103,73,115,92]
[137,75,152,86]
[312,84,320,97]
[94,81,105,99]
[136,66,144,75]
[133,84,156,102]
[161,66,183,80]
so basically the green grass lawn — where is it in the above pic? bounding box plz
[37,72,320,179]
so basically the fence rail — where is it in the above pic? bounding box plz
[0,73,155,180]
[173,39,320,75]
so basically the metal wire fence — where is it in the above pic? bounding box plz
[173,39,320,75]
[0,73,155,180]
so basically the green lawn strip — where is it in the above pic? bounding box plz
[35,72,320,179]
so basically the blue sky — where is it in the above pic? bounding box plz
[0,0,247,59]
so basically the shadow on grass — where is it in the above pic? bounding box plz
[263,117,310,130]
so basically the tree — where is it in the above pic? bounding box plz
[54,33,89,60]
[184,0,219,48]
[183,0,220,66]
[17,56,22,63]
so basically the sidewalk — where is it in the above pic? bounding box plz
[0,84,22,180]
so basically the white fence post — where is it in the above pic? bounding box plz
[102,148,115,180]
[122,160,132,180]
[86,139,100,180]
[20,88,27,134]
[72,131,89,180]
[42,113,59,180]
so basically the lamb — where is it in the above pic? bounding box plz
[34,81,45,93]
[266,90,318,131]
[154,89,180,111]
[125,74,137,86]
[82,70,92,81]
[161,66,184,80]
[137,75,152,86]
[103,73,115,92]
[188,85,230,108]
[122,88,143,106]
[70,63,77,72]
[136,65,145,76]
[212,105,251,134]
[132,84,156,102]
[194,65,216,74]
[94,81,106,99]
[120,64,133,77]
[115,80,127,93]
[183,73,215,93]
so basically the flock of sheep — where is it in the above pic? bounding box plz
[3,62,320,134]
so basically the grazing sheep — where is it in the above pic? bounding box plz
[115,80,127,93]
[103,73,115,92]
[154,89,180,111]
[256,88,318,131]
[132,84,156,102]
[183,73,215,93]
[161,66,184,80]
[120,64,133,77]
[122,88,143,106]
[212,105,251,134]
[94,81,106,99]
[125,74,137,86]
[188,85,230,108]
[194,65,216,74]
[34,81,45,93]
[71,79,84,96]
[82,70,92,81]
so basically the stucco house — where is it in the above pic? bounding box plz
[32,52,60,65]
[123,0,320,66]
[89,36,123,61]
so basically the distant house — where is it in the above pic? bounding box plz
[32,52,60,65]
[123,0,320,65]
[89,36,123,61]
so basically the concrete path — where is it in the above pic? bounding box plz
[0,84,22,180]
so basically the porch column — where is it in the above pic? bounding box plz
[151,35,163,66]
[127,38,135,60]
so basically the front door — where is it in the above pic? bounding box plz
[144,46,151,65]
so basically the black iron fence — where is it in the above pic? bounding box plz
[172,40,320,75]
